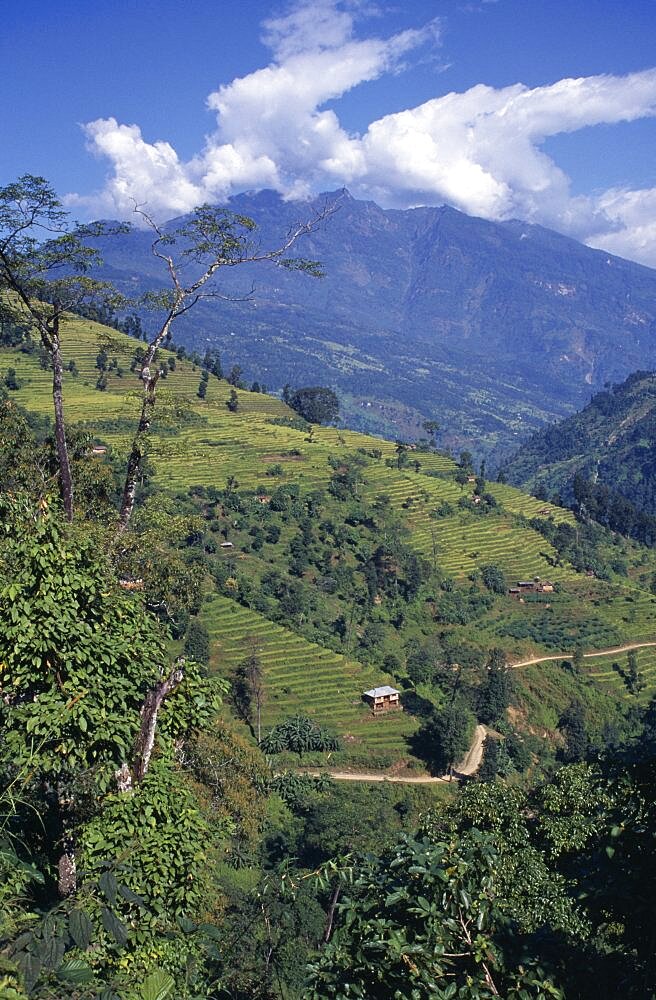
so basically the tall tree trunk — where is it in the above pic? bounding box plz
[116,371,158,533]
[50,322,74,521]
[132,661,184,782]
[323,883,341,943]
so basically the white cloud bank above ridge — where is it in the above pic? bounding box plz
[67,0,656,267]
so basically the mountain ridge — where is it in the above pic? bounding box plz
[89,189,656,461]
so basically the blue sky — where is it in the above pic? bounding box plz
[2,0,656,264]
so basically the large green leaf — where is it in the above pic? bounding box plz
[140,970,176,1000]
[69,908,93,950]
[57,958,95,984]
[100,906,128,947]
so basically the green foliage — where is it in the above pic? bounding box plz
[0,495,168,781]
[412,698,475,774]
[308,830,562,998]
[289,387,339,425]
[260,715,341,756]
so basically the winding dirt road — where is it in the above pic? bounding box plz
[301,724,488,785]
[297,642,656,786]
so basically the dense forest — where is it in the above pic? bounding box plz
[2,177,656,999]
[503,371,656,536]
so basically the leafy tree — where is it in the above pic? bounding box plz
[481,563,506,594]
[308,830,562,998]
[478,649,513,725]
[3,367,20,390]
[227,388,239,412]
[260,715,341,757]
[289,386,339,425]
[421,419,440,448]
[0,495,226,995]
[478,735,500,782]
[412,698,474,775]
[184,617,210,666]
[116,201,329,532]
[626,649,643,694]
[232,647,266,743]
[559,700,588,763]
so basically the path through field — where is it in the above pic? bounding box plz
[510,640,656,669]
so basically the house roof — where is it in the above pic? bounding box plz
[364,685,400,698]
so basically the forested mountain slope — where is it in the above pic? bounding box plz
[89,190,656,459]
[504,370,656,517]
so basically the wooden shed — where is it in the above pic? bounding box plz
[363,685,401,716]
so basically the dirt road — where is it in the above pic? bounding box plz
[300,724,487,785]
[510,640,656,670]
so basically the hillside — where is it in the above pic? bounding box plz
[504,370,656,516]
[3,317,656,771]
[88,189,656,460]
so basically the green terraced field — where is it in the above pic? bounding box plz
[202,595,419,763]
[361,465,576,583]
[584,645,656,702]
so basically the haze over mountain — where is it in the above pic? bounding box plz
[93,189,656,460]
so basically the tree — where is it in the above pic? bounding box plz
[184,617,210,666]
[4,366,20,390]
[260,715,340,757]
[559,700,588,762]
[289,386,339,424]
[421,419,440,448]
[626,649,643,694]
[227,387,239,412]
[232,644,266,743]
[0,175,123,520]
[308,830,562,998]
[478,648,512,725]
[478,735,500,781]
[227,364,243,387]
[413,698,474,775]
[116,200,331,533]
[0,494,220,893]
[481,563,506,594]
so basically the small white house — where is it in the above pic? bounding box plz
[363,685,401,716]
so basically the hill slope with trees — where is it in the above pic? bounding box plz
[503,371,656,537]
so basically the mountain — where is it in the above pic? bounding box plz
[91,189,656,460]
[503,370,656,518]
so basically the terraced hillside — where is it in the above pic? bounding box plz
[3,315,656,767]
[203,595,418,764]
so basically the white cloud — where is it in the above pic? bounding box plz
[585,186,656,268]
[68,0,656,267]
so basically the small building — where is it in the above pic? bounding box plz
[119,577,144,591]
[363,685,401,716]
[220,541,234,548]
[90,444,107,456]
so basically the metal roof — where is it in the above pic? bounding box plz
[364,685,400,698]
